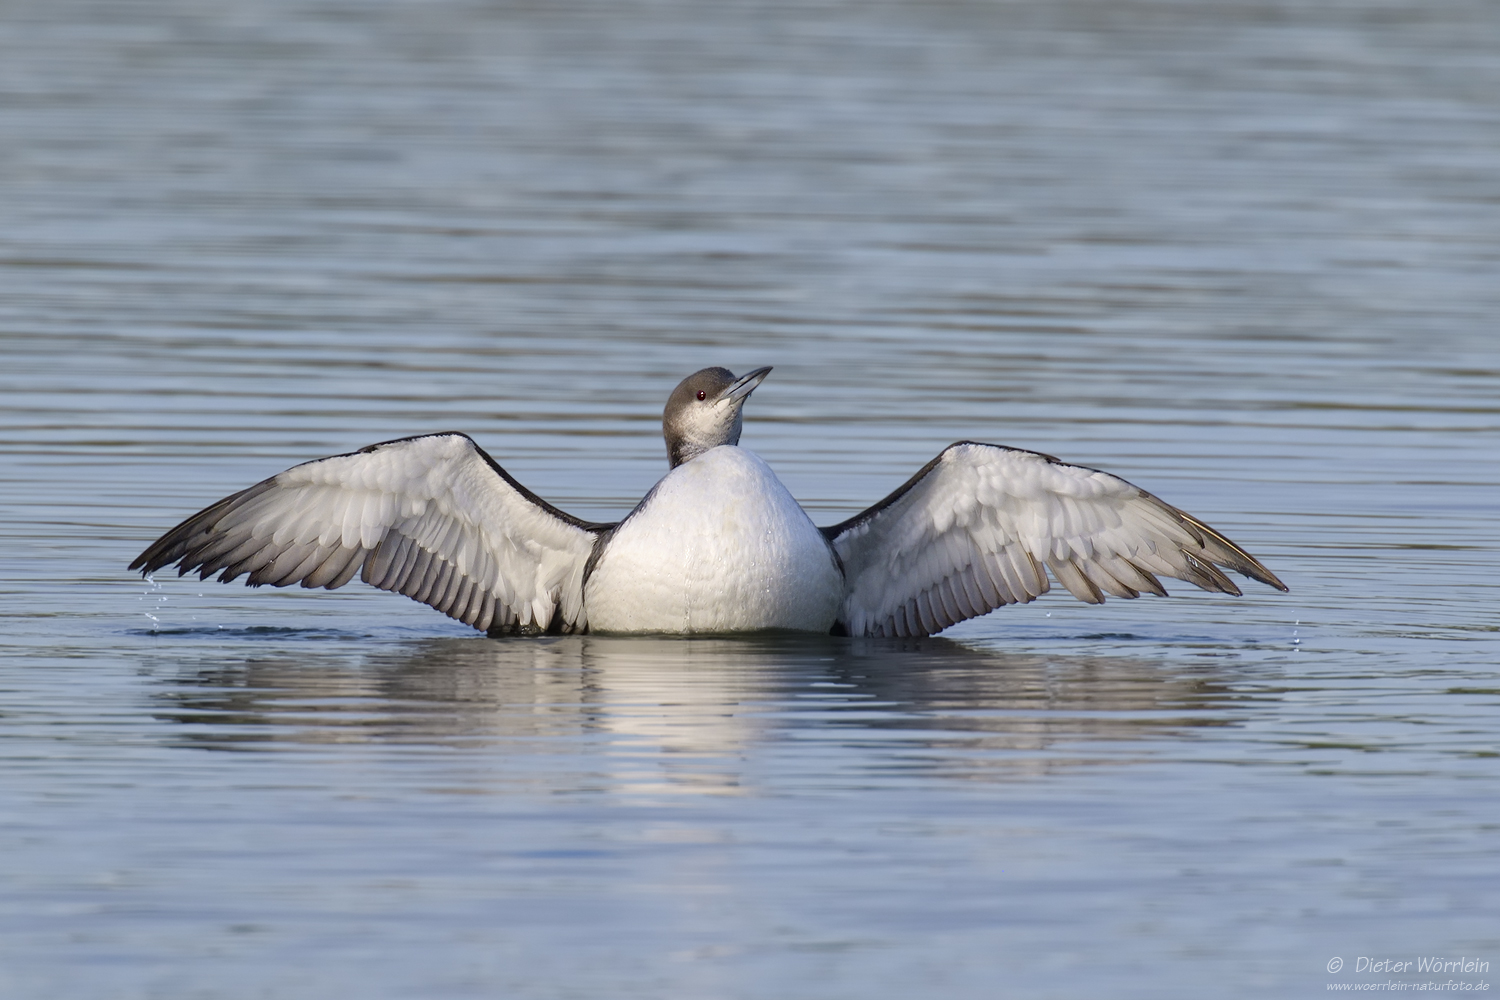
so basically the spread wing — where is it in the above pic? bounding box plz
[823,441,1287,638]
[130,433,611,634]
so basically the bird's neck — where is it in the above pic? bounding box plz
[665,415,743,469]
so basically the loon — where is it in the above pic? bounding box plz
[130,366,1287,636]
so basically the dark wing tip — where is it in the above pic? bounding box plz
[126,478,277,577]
[128,552,168,575]
[1170,507,1288,593]
[128,524,197,575]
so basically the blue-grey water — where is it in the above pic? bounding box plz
[2,1,1498,997]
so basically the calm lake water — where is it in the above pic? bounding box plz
[2,0,1498,996]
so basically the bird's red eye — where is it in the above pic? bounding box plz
[696,390,706,401]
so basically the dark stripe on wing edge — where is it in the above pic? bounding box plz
[818,440,1287,594]
[362,433,616,534]
[819,441,1057,542]
[129,432,617,576]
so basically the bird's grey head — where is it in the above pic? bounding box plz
[662,366,772,468]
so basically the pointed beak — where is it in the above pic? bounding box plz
[721,366,772,404]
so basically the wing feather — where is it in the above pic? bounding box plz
[1049,555,1105,604]
[130,433,611,633]
[307,544,363,590]
[824,441,1287,637]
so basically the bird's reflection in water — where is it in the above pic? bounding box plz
[151,633,1274,791]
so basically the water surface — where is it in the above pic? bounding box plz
[2,0,1498,997]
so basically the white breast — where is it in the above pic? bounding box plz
[583,446,844,634]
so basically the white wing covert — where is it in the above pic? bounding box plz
[131,434,608,633]
[824,442,1287,638]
